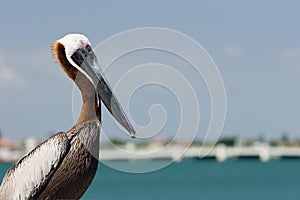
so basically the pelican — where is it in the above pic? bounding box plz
[0,34,135,199]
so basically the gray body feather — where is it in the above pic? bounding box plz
[0,121,100,200]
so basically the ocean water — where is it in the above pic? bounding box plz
[1,158,300,200]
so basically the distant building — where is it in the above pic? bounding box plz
[0,136,13,148]
[0,131,13,161]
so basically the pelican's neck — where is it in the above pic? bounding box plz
[75,72,101,126]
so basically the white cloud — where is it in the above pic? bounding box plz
[0,52,25,90]
[0,66,25,90]
[283,48,300,57]
[223,45,242,57]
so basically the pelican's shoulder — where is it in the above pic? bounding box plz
[70,121,100,153]
[0,132,70,199]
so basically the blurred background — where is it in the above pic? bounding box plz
[0,1,300,200]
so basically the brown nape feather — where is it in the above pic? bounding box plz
[52,42,78,81]
[51,42,101,125]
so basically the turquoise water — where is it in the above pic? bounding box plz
[1,158,300,200]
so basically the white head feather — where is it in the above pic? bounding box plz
[58,33,91,58]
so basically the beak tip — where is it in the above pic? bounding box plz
[130,131,136,139]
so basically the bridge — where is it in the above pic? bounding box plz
[100,144,300,162]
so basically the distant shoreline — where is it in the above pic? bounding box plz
[2,145,300,163]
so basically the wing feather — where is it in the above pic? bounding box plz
[0,132,70,200]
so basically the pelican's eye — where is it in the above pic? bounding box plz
[85,44,92,53]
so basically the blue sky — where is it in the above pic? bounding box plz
[0,1,300,142]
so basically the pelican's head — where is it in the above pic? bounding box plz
[52,33,136,138]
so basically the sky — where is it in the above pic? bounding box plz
[0,1,300,143]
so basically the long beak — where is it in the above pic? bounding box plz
[71,46,136,138]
